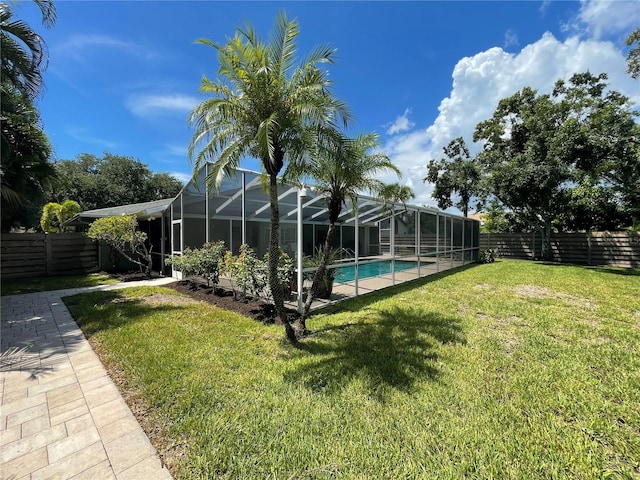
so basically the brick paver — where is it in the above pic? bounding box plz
[1,278,176,480]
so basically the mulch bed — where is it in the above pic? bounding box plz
[165,280,300,324]
[107,270,300,323]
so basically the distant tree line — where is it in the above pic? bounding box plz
[426,66,640,261]
[0,1,183,231]
[50,153,183,212]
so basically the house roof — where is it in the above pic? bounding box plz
[67,198,173,225]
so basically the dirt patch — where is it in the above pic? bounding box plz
[473,283,495,291]
[514,285,554,299]
[139,293,198,307]
[165,280,300,324]
[513,285,595,309]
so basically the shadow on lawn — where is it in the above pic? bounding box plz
[63,290,189,337]
[535,261,640,276]
[286,305,466,402]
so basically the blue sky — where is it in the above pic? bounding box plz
[20,0,640,211]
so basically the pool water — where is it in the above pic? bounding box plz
[334,260,417,283]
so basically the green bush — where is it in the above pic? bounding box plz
[479,249,497,264]
[167,241,227,286]
[222,244,294,302]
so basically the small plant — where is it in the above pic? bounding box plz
[224,244,267,300]
[304,246,341,299]
[479,249,497,264]
[166,241,227,287]
[263,248,295,301]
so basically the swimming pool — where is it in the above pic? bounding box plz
[334,260,417,283]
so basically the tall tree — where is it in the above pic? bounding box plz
[188,12,350,342]
[0,0,56,99]
[1,0,57,230]
[288,132,402,326]
[474,72,636,259]
[626,28,640,79]
[425,137,481,217]
[51,153,183,210]
[1,86,55,231]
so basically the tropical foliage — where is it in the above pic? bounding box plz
[188,12,349,341]
[40,199,80,232]
[1,86,55,231]
[287,131,404,324]
[0,0,56,99]
[0,0,57,230]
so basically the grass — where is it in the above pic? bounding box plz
[63,260,640,479]
[1,272,117,296]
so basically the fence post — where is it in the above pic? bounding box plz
[587,231,592,266]
[532,232,535,260]
[45,233,54,276]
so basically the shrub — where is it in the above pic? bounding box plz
[166,241,227,287]
[479,249,497,264]
[87,215,152,275]
[223,244,267,299]
[40,200,81,233]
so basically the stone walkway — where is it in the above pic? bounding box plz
[1,278,177,480]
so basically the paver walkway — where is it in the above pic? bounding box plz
[1,278,177,480]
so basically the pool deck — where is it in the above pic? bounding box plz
[286,257,469,312]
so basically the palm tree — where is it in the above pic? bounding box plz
[290,132,404,324]
[1,86,55,230]
[188,12,350,341]
[0,0,56,99]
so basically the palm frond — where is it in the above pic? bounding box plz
[270,11,299,77]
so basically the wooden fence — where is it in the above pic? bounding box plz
[480,232,640,268]
[1,233,100,279]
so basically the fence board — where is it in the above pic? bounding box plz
[1,233,100,279]
[480,232,639,268]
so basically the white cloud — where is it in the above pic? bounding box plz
[66,126,118,149]
[54,34,154,61]
[576,0,640,39]
[381,32,639,211]
[169,171,191,184]
[126,94,199,118]
[386,108,415,135]
[504,29,519,49]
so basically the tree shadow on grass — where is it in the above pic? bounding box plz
[535,261,640,276]
[63,290,191,337]
[285,305,466,402]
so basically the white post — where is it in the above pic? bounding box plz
[241,172,247,247]
[391,207,396,285]
[354,197,359,297]
[205,164,210,244]
[160,214,165,276]
[416,209,421,277]
[436,213,440,273]
[297,187,307,313]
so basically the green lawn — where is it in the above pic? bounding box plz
[1,272,117,296]
[64,260,640,479]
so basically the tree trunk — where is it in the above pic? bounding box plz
[267,173,296,342]
[540,218,553,261]
[301,221,337,320]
